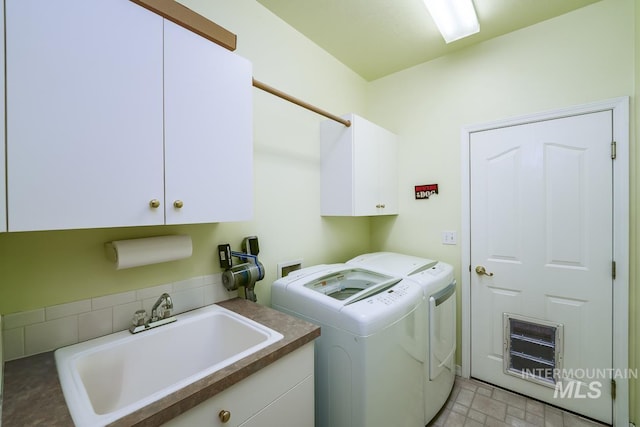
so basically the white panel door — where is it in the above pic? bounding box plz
[6,0,164,231]
[470,111,613,423]
[164,20,253,225]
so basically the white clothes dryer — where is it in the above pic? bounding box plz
[347,252,456,424]
[272,264,427,427]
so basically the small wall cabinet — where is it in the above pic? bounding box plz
[320,113,398,216]
[5,0,252,232]
[164,342,314,427]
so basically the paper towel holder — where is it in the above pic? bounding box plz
[105,234,193,269]
[220,237,264,302]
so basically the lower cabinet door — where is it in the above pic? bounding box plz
[164,342,314,427]
[240,375,314,427]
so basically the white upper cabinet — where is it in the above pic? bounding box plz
[164,21,253,225]
[0,1,5,233]
[320,114,398,216]
[6,0,165,231]
[5,0,253,232]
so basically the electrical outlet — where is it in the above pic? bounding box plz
[277,259,303,278]
[442,231,457,245]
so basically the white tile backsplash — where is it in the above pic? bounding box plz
[2,328,24,361]
[78,308,113,342]
[25,316,78,355]
[92,291,136,310]
[2,273,236,361]
[45,299,92,320]
[135,283,172,301]
[113,300,143,332]
[206,279,234,305]
[203,284,217,306]
[172,276,204,291]
[172,287,205,313]
[3,309,44,330]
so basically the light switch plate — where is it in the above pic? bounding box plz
[442,231,457,245]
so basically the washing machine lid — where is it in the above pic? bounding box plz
[272,264,426,336]
[281,264,336,282]
[304,268,401,305]
[347,252,437,276]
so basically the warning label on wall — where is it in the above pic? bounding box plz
[415,184,438,199]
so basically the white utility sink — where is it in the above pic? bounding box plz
[55,304,283,427]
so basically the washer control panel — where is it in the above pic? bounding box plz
[342,278,424,335]
[369,281,413,306]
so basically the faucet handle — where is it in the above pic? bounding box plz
[132,309,147,327]
[161,294,174,319]
[162,305,173,319]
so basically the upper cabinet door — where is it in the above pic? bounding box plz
[352,116,398,216]
[372,124,398,215]
[164,21,253,225]
[6,0,164,231]
[321,114,398,216]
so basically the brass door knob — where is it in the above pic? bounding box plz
[173,200,184,209]
[219,410,231,423]
[475,265,494,277]
[149,199,160,208]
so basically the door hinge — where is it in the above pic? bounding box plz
[611,379,616,399]
[611,141,617,159]
[612,261,617,280]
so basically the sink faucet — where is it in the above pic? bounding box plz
[150,292,173,322]
[129,293,177,334]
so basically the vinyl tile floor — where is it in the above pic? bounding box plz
[427,376,610,427]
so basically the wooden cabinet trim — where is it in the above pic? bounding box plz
[130,0,237,51]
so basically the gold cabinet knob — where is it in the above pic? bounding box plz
[173,200,184,209]
[149,199,160,208]
[475,265,494,277]
[219,410,231,423]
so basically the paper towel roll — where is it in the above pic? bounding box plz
[105,235,192,269]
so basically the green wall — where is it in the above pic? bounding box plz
[366,0,638,420]
[1,0,639,421]
[0,0,371,313]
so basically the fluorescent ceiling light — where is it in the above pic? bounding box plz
[423,0,480,43]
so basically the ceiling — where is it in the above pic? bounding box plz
[257,0,601,81]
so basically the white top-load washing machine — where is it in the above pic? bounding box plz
[272,264,427,427]
[347,252,456,425]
